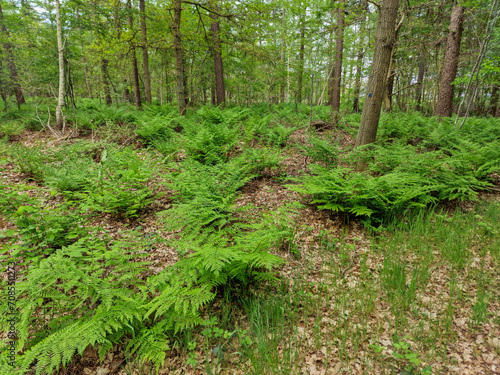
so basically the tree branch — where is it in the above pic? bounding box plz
[182,1,234,18]
[389,82,418,97]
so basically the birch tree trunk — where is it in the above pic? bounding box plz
[55,0,65,129]
[297,18,305,104]
[139,0,152,102]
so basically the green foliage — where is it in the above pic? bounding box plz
[0,185,86,259]
[299,135,338,166]
[67,100,140,128]
[289,166,442,220]
[9,144,47,180]
[163,147,281,231]
[292,116,499,222]
[178,109,243,164]
[78,147,155,217]
[0,120,25,140]
[0,234,149,375]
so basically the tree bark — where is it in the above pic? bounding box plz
[355,0,399,148]
[0,2,25,108]
[64,57,76,108]
[101,58,113,106]
[279,8,286,103]
[297,18,305,104]
[352,0,368,112]
[210,10,225,106]
[55,0,65,129]
[490,84,499,117]
[173,0,188,114]
[84,65,93,98]
[127,0,142,107]
[435,2,464,117]
[415,48,426,112]
[139,0,152,102]
[383,67,395,112]
[331,0,345,115]
[0,57,8,110]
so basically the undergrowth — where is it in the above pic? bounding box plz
[0,101,498,374]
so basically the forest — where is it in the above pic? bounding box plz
[0,0,499,374]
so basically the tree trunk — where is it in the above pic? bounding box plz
[84,65,93,98]
[297,19,305,104]
[139,0,152,103]
[435,2,464,117]
[127,0,142,107]
[355,0,399,148]
[280,37,285,103]
[279,8,286,103]
[490,84,499,117]
[0,57,8,110]
[55,0,65,129]
[331,0,345,116]
[352,0,368,113]
[415,48,426,112]
[0,2,25,108]
[101,59,113,106]
[64,57,76,108]
[173,0,188,114]
[352,49,364,112]
[210,11,225,106]
[383,68,395,112]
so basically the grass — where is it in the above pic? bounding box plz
[188,202,500,374]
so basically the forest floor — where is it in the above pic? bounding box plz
[1,104,499,375]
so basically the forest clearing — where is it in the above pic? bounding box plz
[0,0,499,374]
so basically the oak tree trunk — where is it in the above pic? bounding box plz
[139,0,152,103]
[435,2,464,117]
[355,0,399,148]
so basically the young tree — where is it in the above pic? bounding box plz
[331,0,345,117]
[173,0,189,114]
[353,0,368,113]
[435,1,464,117]
[297,15,305,104]
[55,0,65,129]
[355,0,400,148]
[139,0,152,102]
[127,0,142,107]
